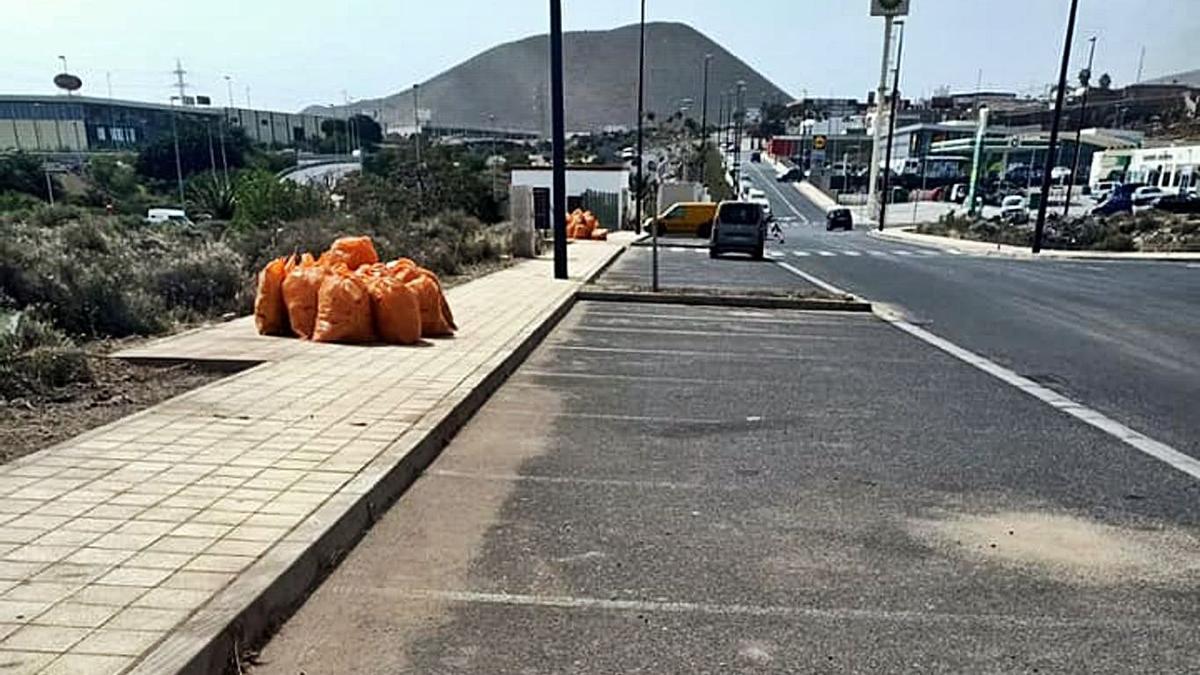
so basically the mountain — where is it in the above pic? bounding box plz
[304,22,791,135]
[1143,68,1200,88]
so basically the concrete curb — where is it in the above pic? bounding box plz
[578,288,872,312]
[871,228,1200,262]
[795,181,838,211]
[128,247,629,675]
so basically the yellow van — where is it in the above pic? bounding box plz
[645,202,719,238]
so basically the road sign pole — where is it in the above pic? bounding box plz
[880,20,905,231]
[550,0,568,279]
[867,14,894,222]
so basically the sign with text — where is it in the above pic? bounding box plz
[871,0,910,16]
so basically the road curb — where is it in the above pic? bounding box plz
[871,228,1200,262]
[578,288,872,312]
[129,246,629,675]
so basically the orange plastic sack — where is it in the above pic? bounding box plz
[406,274,454,337]
[417,268,457,332]
[366,276,422,345]
[591,228,609,241]
[313,267,375,343]
[282,253,326,339]
[254,256,292,335]
[327,236,379,271]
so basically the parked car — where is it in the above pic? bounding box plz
[1090,183,1144,216]
[1132,185,1165,207]
[776,167,804,182]
[1091,180,1120,202]
[747,189,772,221]
[826,207,853,231]
[710,201,766,259]
[1154,192,1200,214]
[999,195,1028,223]
[145,208,193,225]
[750,151,762,163]
[644,201,719,237]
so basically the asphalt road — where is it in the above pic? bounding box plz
[739,158,1200,458]
[254,301,1200,674]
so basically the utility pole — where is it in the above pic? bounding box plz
[172,59,188,104]
[866,13,895,221]
[966,106,989,217]
[699,53,712,184]
[879,20,905,231]
[550,0,568,280]
[245,85,251,108]
[413,84,424,213]
[635,0,652,289]
[732,81,746,187]
[1033,0,1080,254]
[1135,45,1146,84]
[1064,35,1097,218]
[168,97,186,209]
[224,76,234,108]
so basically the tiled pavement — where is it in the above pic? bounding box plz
[0,238,629,675]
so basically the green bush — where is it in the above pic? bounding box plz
[0,313,90,399]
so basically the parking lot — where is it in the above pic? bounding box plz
[254,298,1200,674]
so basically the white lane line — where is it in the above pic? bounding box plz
[753,165,813,224]
[779,267,1200,483]
[773,261,850,296]
[915,250,940,256]
[868,250,890,257]
[893,250,914,256]
[379,589,1188,629]
[842,250,862,257]
[791,250,811,257]
[817,250,836,257]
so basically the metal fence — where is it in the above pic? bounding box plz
[580,190,620,231]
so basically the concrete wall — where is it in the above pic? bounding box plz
[0,119,88,151]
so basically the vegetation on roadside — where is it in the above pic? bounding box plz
[916,210,1200,252]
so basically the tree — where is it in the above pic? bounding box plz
[232,169,327,229]
[187,173,236,220]
[87,156,139,200]
[136,120,249,182]
[0,152,56,201]
[1099,72,1113,90]
[349,114,383,149]
[1078,67,1092,89]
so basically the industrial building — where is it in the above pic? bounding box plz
[0,94,340,154]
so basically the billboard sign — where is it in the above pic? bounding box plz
[871,0,910,16]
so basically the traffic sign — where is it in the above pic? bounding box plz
[812,135,827,150]
[871,0,910,16]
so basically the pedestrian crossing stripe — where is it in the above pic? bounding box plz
[783,248,949,258]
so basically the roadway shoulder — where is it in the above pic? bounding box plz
[871,228,1200,261]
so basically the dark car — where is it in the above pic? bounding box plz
[710,201,766,259]
[750,151,762,163]
[826,207,853,231]
[1091,182,1145,216]
[1154,192,1200,214]
[777,167,804,182]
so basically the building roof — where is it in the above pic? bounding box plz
[0,93,333,119]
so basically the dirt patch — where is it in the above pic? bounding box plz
[909,509,1200,585]
[0,356,222,464]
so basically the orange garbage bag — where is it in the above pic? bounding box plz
[254,255,293,335]
[365,276,422,345]
[327,236,379,271]
[313,266,375,343]
[282,253,326,339]
[417,268,457,332]
[591,228,609,241]
[406,273,454,337]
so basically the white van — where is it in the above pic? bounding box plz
[145,208,194,225]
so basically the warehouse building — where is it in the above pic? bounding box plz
[0,94,339,153]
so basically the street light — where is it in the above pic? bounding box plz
[1064,35,1097,218]
[879,19,905,231]
[1033,0,1081,253]
[635,0,651,288]
[550,0,568,280]
[699,53,713,184]
[224,76,234,108]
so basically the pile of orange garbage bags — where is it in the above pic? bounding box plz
[253,236,456,345]
[566,209,609,241]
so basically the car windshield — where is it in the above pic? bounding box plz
[718,203,760,224]
[4,3,1199,673]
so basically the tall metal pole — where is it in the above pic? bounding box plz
[225,76,234,108]
[169,98,185,209]
[879,20,904,231]
[732,81,746,187]
[699,53,712,184]
[636,0,654,290]
[1064,35,1097,218]
[413,84,424,213]
[550,0,568,280]
[1033,0,1080,254]
[867,14,895,220]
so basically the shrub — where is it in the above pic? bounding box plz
[0,313,90,398]
[152,242,247,316]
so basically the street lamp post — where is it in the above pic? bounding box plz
[550,0,568,280]
[879,20,905,231]
[732,81,746,188]
[1033,0,1080,254]
[168,96,186,209]
[699,53,712,184]
[1064,35,1097,218]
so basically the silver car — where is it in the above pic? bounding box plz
[709,201,766,260]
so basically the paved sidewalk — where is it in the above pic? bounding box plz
[872,227,1200,261]
[0,237,630,675]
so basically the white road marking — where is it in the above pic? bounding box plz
[915,250,940,256]
[751,164,812,224]
[893,250,914,256]
[378,589,1188,629]
[869,250,890,257]
[791,250,811,257]
[842,250,862,257]
[773,261,850,296]
[817,250,836,257]
[783,266,1200,483]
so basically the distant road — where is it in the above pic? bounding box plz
[741,158,1200,457]
[280,161,360,188]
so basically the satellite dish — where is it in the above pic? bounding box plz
[53,73,82,92]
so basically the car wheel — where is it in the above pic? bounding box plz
[696,224,711,239]
[752,246,764,260]
[709,248,719,259]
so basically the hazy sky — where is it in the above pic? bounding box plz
[4,0,1197,112]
